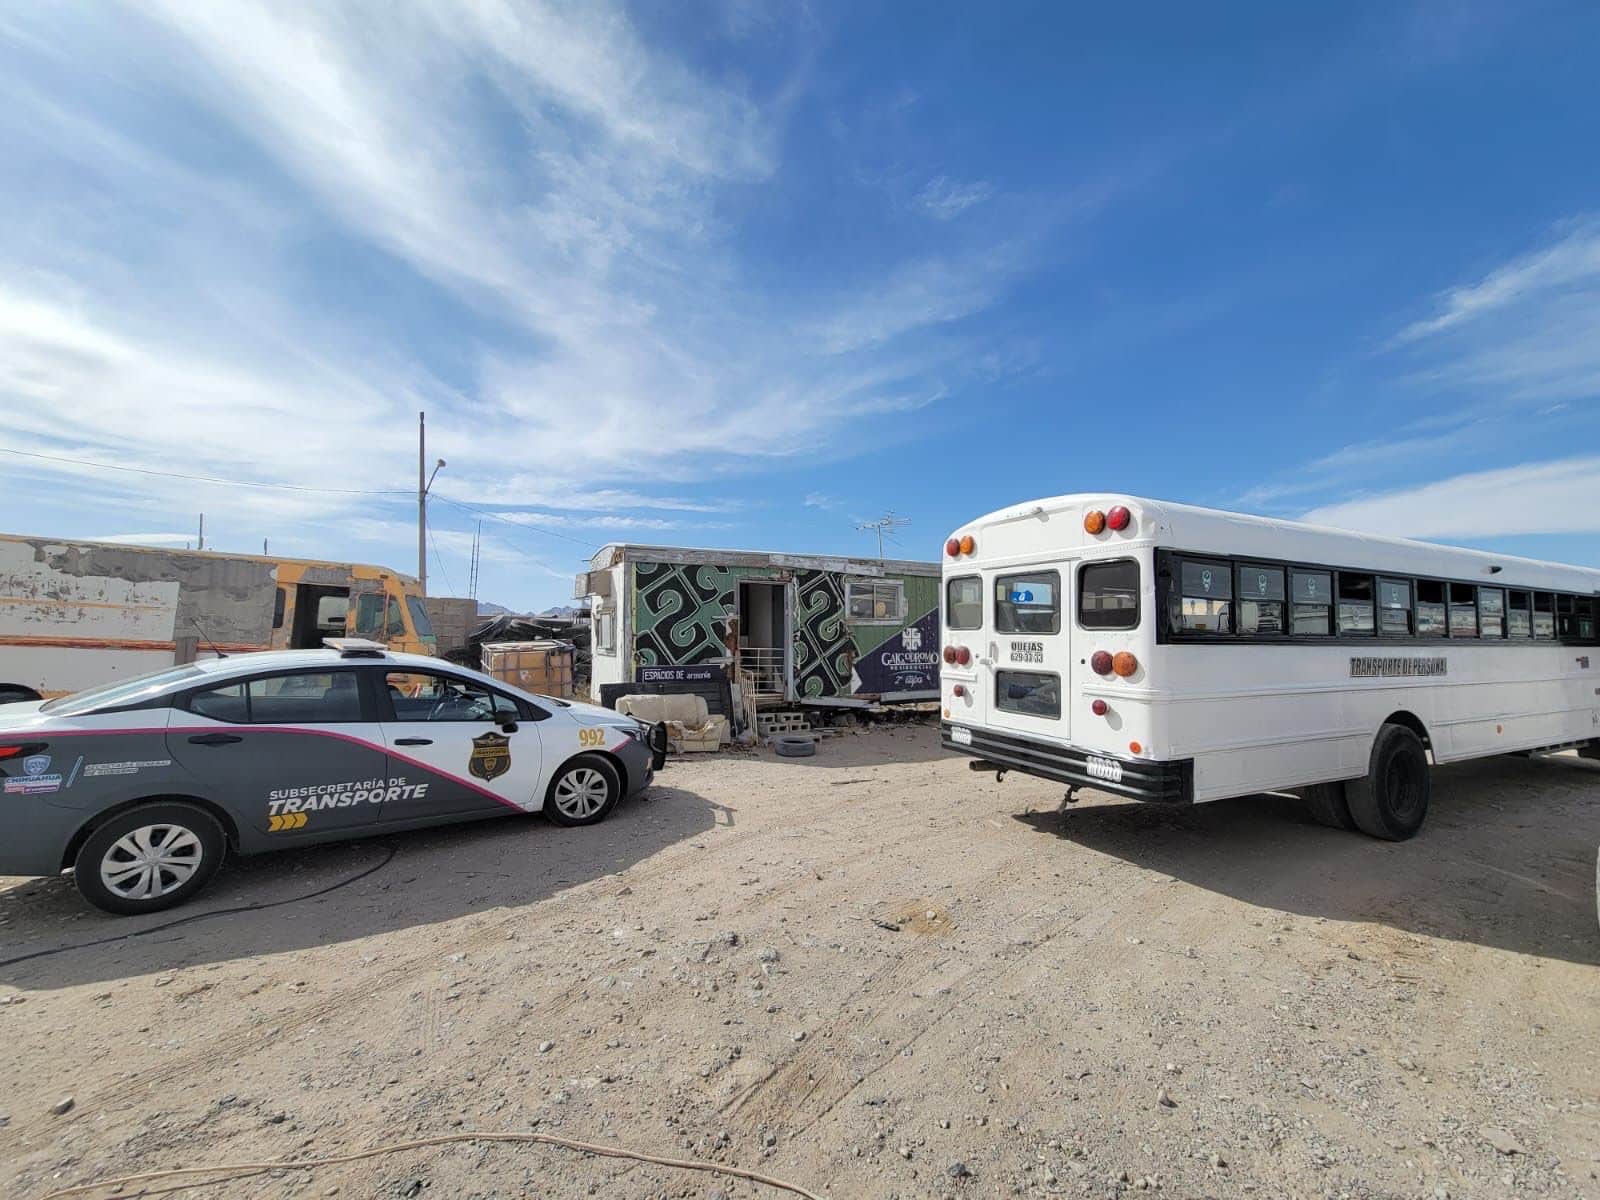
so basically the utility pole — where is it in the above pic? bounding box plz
[417,411,446,597]
[855,511,911,559]
[197,513,205,551]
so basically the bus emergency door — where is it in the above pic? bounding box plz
[983,564,1070,743]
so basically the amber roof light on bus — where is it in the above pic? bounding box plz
[959,534,976,555]
[1084,510,1106,535]
[1106,505,1131,532]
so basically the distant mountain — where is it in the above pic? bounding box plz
[477,601,511,616]
[538,605,584,619]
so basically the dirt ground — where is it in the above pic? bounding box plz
[2,724,1598,1200]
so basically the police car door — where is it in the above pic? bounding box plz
[375,668,545,820]
[170,667,389,838]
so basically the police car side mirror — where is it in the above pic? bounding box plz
[498,718,519,734]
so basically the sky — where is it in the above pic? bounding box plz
[2,2,1600,612]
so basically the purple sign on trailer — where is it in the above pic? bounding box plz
[852,610,941,695]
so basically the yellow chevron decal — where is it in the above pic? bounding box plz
[268,811,309,832]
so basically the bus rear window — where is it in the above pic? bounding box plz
[946,576,982,630]
[1078,561,1139,630]
[995,572,1060,634]
[995,670,1059,718]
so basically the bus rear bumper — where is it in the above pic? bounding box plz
[942,723,1193,805]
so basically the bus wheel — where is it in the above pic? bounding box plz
[1301,782,1356,831]
[1344,724,1430,841]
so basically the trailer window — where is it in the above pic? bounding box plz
[995,572,1060,635]
[994,670,1059,718]
[946,576,982,630]
[1533,593,1555,638]
[1174,559,1231,634]
[1378,579,1411,636]
[1290,570,1331,635]
[848,579,905,624]
[1236,564,1284,635]
[1506,590,1531,638]
[1078,561,1139,630]
[1478,588,1505,639]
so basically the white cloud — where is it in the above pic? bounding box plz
[84,532,199,547]
[1300,456,1600,539]
[916,175,994,220]
[803,492,839,509]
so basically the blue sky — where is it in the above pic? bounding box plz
[3,2,1600,611]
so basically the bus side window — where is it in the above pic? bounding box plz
[354,593,384,638]
[1532,593,1555,639]
[1448,584,1478,637]
[1506,590,1531,638]
[1174,559,1231,634]
[385,595,406,639]
[1235,564,1284,635]
[1290,570,1331,635]
[1555,594,1576,639]
[1577,596,1597,642]
[1377,578,1411,636]
[1416,581,1447,636]
[1478,588,1505,639]
[1337,574,1375,635]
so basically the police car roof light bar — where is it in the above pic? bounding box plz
[323,637,389,658]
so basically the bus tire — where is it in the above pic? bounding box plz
[1302,782,1356,831]
[0,683,42,705]
[1344,723,1430,841]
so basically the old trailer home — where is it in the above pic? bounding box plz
[577,544,941,707]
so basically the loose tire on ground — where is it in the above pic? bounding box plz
[773,735,816,758]
[1344,723,1431,841]
[545,754,621,827]
[73,802,226,915]
[1301,781,1357,831]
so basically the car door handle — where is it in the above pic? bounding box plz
[394,737,433,746]
[187,732,243,746]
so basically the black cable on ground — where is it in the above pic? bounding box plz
[0,845,397,970]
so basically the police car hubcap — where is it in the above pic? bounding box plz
[100,824,203,900]
[554,768,608,818]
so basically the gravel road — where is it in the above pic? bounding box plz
[2,725,1597,1199]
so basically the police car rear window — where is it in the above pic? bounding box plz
[42,665,206,716]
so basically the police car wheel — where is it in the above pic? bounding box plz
[74,802,225,916]
[545,755,620,827]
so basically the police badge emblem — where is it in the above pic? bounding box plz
[469,732,511,782]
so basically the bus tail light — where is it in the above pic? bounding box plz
[1090,699,1108,716]
[959,534,976,555]
[953,684,967,698]
[954,645,971,666]
[945,538,961,557]
[1090,650,1113,675]
[1083,510,1106,535]
[1112,651,1138,677]
[1106,505,1131,531]
[1129,741,1143,755]
[942,646,957,664]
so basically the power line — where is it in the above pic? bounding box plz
[430,494,599,551]
[427,526,459,597]
[0,445,410,496]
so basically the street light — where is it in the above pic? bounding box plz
[418,410,447,595]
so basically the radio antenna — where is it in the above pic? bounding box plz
[855,511,911,559]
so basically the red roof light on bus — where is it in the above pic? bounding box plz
[1106,505,1131,532]
[945,538,961,557]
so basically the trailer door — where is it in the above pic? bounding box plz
[984,566,1070,743]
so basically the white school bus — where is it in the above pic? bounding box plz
[939,495,1600,839]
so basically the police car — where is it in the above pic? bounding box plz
[0,640,667,914]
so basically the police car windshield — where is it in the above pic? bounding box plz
[41,664,207,716]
